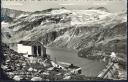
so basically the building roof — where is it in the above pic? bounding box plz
[18,41,44,46]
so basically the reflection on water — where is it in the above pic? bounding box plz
[46,47,106,76]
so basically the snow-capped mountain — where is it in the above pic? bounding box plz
[2,8,127,63]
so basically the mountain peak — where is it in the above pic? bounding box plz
[87,7,109,12]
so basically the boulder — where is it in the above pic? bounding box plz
[63,76,71,80]
[31,77,42,81]
[13,75,22,81]
[28,67,33,72]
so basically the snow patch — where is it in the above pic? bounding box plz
[51,9,71,15]
[17,14,28,19]
[1,21,9,28]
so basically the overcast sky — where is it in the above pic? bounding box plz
[1,0,127,13]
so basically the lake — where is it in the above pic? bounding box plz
[46,47,106,77]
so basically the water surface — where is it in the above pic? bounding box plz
[46,47,106,77]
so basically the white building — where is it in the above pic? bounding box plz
[17,41,46,57]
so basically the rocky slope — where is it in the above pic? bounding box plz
[2,8,127,63]
[1,15,13,22]
[1,8,30,18]
[1,8,30,23]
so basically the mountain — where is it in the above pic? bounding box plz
[1,8,30,22]
[87,7,109,12]
[1,15,13,22]
[2,8,127,64]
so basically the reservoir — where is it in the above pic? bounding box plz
[46,47,106,77]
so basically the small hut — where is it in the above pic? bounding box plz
[17,41,46,57]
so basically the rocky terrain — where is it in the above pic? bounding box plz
[1,7,127,80]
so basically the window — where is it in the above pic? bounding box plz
[38,46,41,56]
[33,46,37,57]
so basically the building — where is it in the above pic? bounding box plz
[17,41,46,57]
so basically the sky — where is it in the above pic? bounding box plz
[1,0,127,13]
